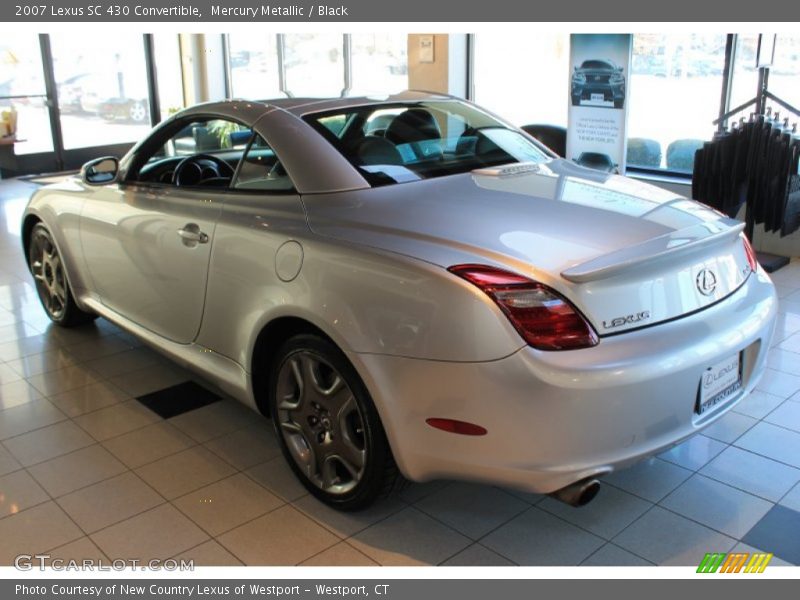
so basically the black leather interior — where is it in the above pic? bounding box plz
[455,127,479,155]
[350,137,404,166]
[521,124,567,158]
[365,114,395,137]
[456,128,507,163]
[385,109,442,145]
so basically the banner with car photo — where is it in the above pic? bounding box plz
[567,34,632,174]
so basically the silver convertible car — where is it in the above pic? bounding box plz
[22,91,777,510]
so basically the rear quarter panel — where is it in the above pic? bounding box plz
[197,193,525,371]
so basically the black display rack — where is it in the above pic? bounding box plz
[712,62,800,273]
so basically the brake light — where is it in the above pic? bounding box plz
[743,236,758,272]
[449,264,599,351]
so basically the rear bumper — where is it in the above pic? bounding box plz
[351,269,776,494]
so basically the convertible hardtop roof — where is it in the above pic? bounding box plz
[173,90,465,129]
[257,90,456,116]
[258,90,455,117]
[128,90,498,195]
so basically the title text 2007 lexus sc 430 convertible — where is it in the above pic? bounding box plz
[22,91,777,510]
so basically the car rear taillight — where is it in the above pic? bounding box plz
[743,236,758,272]
[448,264,599,351]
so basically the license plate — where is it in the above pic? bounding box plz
[697,353,741,415]
[591,93,605,101]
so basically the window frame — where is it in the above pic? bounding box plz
[124,113,301,195]
[229,132,298,195]
[302,100,552,188]
[122,114,253,191]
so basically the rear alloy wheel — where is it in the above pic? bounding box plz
[269,334,400,510]
[29,224,95,327]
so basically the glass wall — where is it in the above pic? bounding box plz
[0,34,53,155]
[349,34,408,96]
[50,32,152,150]
[626,34,727,172]
[471,33,796,175]
[226,33,410,99]
[227,34,281,99]
[5,32,795,177]
[770,35,800,107]
[473,34,570,127]
[284,34,345,97]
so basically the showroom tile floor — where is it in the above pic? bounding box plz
[1,177,800,567]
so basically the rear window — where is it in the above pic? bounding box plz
[302,100,550,187]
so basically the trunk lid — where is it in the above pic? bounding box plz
[303,159,753,335]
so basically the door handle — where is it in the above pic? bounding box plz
[177,224,209,245]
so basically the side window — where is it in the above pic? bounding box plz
[134,117,251,187]
[154,119,251,159]
[233,136,295,192]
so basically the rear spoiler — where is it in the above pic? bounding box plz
[561,220,745,283]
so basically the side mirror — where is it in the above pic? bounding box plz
[81,156,118,185]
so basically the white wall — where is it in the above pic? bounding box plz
[407,34,468,97]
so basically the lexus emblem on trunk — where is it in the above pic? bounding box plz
[696,269,717,296]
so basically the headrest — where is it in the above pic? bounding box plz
[385,109,441,145]
[351,136,403,166]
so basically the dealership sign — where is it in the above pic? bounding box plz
[567,34,633,175]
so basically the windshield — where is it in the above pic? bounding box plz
[303,100,550,187]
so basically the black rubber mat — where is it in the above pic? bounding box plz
[136,380,222,419]
[741,504,800,565]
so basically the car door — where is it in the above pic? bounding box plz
[78,117,243,344]
[196,134,307,365]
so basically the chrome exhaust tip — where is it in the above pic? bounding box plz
[549,478,601,507]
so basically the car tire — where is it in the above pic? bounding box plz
[268,334,401,510]
[129,101,147,123]
[28,223,96,327]
[614,99,624,109]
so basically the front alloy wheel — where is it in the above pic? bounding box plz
[29,223,95,327]
[30,229,67,320]
[269,334,400,510]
